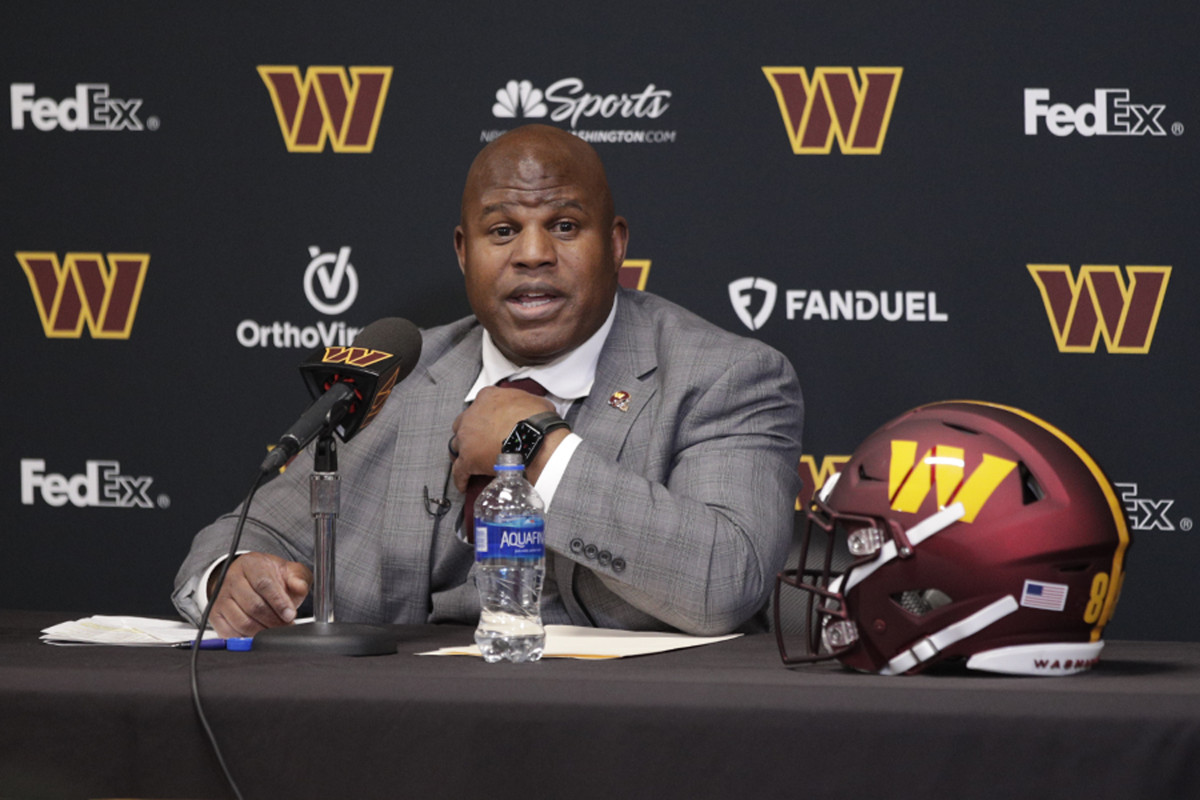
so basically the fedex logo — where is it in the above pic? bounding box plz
[11,83,148,131]
[20,459,158,509]
[1117,483,1182,532]
[1024,88,1168,137]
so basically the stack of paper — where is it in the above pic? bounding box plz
[40,615,217,646]
[418,624,740,659]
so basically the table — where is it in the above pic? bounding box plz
[2,609,1198,799]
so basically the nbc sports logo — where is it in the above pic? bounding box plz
[1027,264,1171,353]
[493,80,548,118]
[17,251,149,339]
[258,66,392,153]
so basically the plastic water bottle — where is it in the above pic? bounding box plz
[473,452,546,663]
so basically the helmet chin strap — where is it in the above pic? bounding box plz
[879,595,1019,675]
[843,502,966,594]
[829,501,1020,675]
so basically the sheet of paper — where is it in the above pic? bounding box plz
[417,624,741,659]
[40,615,218,646]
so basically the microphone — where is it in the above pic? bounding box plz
[259,317,422,474]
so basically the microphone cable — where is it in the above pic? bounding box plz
[189,472,268,800]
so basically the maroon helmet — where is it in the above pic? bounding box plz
[775,401,1131,676]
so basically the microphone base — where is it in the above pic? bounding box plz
[252,621,397,656]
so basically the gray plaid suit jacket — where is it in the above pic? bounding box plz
[173,288,803,635]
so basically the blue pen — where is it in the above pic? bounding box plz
[175,638,227,650]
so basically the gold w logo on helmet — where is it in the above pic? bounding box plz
[888,441,1016,523]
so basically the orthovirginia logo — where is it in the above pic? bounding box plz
[236,246,364,349]
[17,252,149,339]
[728,276,946,330]
[10,83,157,131]
[762,67,902,154]
[304,245,358,315]
[258,66,392,152]
[1027,264,1171,353]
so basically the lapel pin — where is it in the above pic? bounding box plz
[608,391,631,412]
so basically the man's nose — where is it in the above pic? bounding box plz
[512,227,556,269]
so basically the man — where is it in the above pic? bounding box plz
[173,124,803,637]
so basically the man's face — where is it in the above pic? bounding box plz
[455,139,628,366]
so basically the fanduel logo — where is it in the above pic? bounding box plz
[889,441,1016,523]
[1024,88,1170,136]
[17,252,149,339]
[10,83,153,131]
[728,277,947,330]
[1028,264,1170,353]
[729,277,778,331]
[762,67,902,154]
[20,459,161,509]
[258,66,392,152]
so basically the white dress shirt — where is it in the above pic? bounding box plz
[464,294,617,508]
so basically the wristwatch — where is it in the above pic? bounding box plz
[501,411,571,465]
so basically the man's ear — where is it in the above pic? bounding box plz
[610,216,629,271]
[454,225,467,274]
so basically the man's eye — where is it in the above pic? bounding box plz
[553,221,577,233]
[491,225,514,238]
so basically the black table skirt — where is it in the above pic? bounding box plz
[2,609,1198,799]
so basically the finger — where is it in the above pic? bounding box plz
[452,457,470,493]
[227,559,299,627]
[283,563,313,604]
[210,595,264,638]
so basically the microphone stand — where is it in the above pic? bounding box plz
[253,428,396,655]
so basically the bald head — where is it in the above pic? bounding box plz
[453,124,629,366]
[461,125,615,227]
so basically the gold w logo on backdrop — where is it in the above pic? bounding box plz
[258,66,393,153]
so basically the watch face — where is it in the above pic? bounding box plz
[503,421,541,460]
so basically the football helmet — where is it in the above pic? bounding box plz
[775,400,1131,676]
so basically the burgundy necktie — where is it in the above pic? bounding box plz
[462,378,548,542]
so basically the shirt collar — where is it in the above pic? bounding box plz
[466,293,618,404]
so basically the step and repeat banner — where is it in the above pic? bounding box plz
[3,2,1195,640]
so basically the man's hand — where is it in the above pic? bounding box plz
[451,386,556,491]
[208,552,312,637]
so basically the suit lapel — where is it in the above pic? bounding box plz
[379,323,482,621]
[572,289,658,459]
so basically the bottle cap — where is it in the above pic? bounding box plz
[494,452,524,470]
[227,637,254,651]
